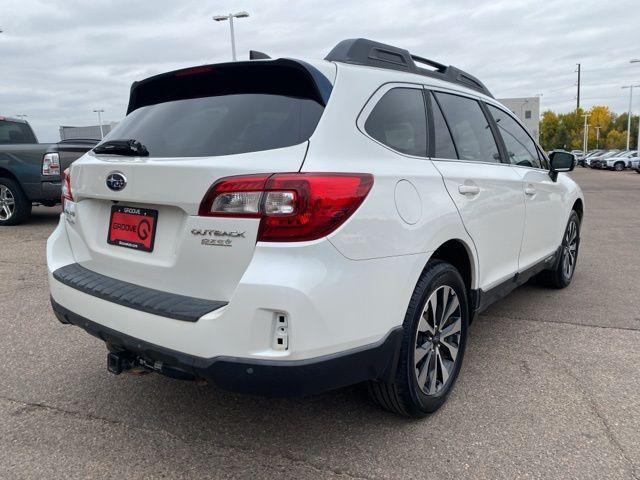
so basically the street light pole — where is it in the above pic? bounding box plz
[229,15,236,61]
[631,60,640,149]
[594,126,601,149]
[93,109,105,139]
[575,63,581,111]
[213,11,250,61]
[621,85,640,149]
[581,114,590,154]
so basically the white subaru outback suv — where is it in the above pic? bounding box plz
[47,39,584,417]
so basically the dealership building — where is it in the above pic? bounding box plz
[496,97,540,141]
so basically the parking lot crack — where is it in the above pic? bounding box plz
[484,313,640,333]
[539,348,640,480]
[0,395,374,479]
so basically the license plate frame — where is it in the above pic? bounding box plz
[107,205,158,253]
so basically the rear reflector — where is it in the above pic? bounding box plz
[199,173,374,242]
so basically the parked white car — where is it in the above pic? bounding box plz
[599,150,637,171]
[47,39,584,416]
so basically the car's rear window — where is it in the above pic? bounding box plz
[98,60,331,158]
[101,94,324,157]
[0,120,37,144]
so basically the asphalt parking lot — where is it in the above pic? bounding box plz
[0,167,638,479]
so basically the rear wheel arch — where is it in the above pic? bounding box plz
[429,239,476,299]
[0,167,19,183]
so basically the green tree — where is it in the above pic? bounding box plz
[539,111,560,150]
[538,106,638,151]
[604,129,626,149]
[612,113,639,148]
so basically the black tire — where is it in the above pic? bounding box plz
[368,260,469,417]
[614,162,625,172]
[0,177,32,226]
[536,210,580,289]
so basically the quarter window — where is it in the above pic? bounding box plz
[487,105,541,169]
[364,88,427,157]
[434,92,500,163]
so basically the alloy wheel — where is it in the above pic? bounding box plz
[0,185,15,221]
[562,220,578,280]
[414,285,462,395]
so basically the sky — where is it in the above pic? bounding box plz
[1,0,640,142]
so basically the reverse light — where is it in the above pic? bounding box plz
[61,168,73,206]
[42,153,60,176]
[199,173,374,242]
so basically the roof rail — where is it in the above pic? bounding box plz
[324,38,494,98]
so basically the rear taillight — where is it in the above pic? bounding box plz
[61,168,73,206]
[42,153,60,176]
[199,173,374,242]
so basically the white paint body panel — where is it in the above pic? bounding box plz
[432,160,525,289]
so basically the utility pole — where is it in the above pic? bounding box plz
[622,85,640,149]
[576,63,581,111]
[213,11,250,61]
[594,126,601,149]
[581,113,590,154]
[93,109,105,139]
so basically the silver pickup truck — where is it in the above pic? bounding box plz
[0,116,97,225]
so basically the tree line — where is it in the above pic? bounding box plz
[539,106,639,151]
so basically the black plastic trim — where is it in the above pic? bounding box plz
[51,299,404,397]
[325,38,494,98]
[52,263,226,322]
[473,249,560,314]
[127,58,332,114]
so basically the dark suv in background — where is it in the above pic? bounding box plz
[0,116,97,225]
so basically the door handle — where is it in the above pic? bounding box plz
[524,186,536,196]
[458,185,480,195]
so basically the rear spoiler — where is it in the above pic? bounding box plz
[126,59,332,115]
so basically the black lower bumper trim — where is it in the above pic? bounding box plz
[51,299,403,397]
[52,263,226,322]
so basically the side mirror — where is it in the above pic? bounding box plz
[548,151,575,182]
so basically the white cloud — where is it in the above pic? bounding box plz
[1,0,639,141]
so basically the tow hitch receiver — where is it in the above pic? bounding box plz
[107,352,133,375]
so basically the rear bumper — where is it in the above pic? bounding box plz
[47,215,424,361]
[51,299,402,396]
[22,181,61,202]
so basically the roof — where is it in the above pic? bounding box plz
[0,116,29,124]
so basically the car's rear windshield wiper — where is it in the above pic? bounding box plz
[93,139,149,157]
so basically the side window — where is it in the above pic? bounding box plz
[429,92,457,159]
[434,92,500,163]
[487,105,541,169]
[364,88,427,157]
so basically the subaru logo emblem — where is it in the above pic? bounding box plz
[106,172,127,191]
